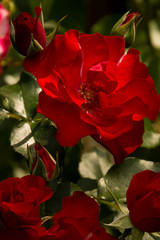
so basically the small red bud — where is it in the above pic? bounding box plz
[32,145,56,181]
[12,7,46,56]
[111,11,141,47]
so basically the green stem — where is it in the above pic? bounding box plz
[0,113,24,121]
[8,113,24,120]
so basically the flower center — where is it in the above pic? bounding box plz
[79,61,117,110]
[79,81,98,107]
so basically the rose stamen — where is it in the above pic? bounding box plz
[79,81,99,107]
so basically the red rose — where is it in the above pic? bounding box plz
[126,170,160,232]
[40,191,118,240]
[24,30,160,163]
[0,175,53,230]
[12,7,46,56]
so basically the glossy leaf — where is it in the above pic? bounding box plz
[106,215,134,229]
[0,71,40,120]
[98,157,160,201]
[131,228,144,240]
[10,120,35,158]
[79,148,113,180]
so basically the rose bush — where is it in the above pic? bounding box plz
[0,4,10,73]
[0,175,53,230]
[13,7,46,56]
[40,191,118,240]
[126,170,160,232]
[24,29,160,164]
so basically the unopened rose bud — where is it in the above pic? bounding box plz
[111,11,140,47]
[32,144,59,181]
[12,7,46,56]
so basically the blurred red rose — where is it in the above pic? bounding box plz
[0,4,11,73]
[40,191,118,240]
[127,170,160,232]
[12,7,46,55]
[0,175,53,230]
[24,30,160,163]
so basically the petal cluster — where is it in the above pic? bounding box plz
[0,175,53,230]
[24,30,160,163]
[40,191,118,240]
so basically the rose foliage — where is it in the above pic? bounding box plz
[24,29,160,164]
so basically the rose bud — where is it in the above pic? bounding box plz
[32,144,59,181]
[12,7,46,56]
[126,170,160,232]
[111,11,140,47]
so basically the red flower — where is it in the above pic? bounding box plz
[12,7,46,56]
[0,175,53,230]
[40,191,118,240]
[126,170,160,232]
[24,30,160,163]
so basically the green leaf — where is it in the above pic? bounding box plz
[0,84,26,118]
[79,148,113,181]
[10,120,35,158]
[142,118,160,149]
[149,232,160,240]
[142,233,159,240]
[98,157,160,201]
[0,71,40,120]
[10,116,58,160]
[106,215,134,229]
[132,228,144,240]
[98,177,129,214]
[0,109,10,121]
